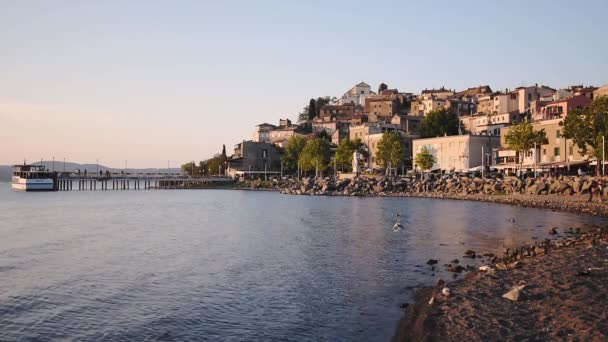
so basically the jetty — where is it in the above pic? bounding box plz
[53,171,233,191]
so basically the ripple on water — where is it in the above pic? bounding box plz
[0,187,606,341]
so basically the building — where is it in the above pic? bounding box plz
[467,92,521,135]
[390,114,422,135]
[569,85,598,100]
[227,141,282,179]
[252,123,276,143]
[594,85,608,99]
[410,94,450,116]
[421,87,454,99]
[513,85,556,114]
[497,119,588,173]
[319,103,359,121]
[364,87,411,118]
[412,135,500,172]
[366,133,414,171]
[349,122,403,141]
[336,82,375,106]
[537,95,592,121]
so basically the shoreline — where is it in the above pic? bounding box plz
[392,226,608,341]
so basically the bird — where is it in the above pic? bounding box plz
[441,287,451,296]
[508,217,516,223]
[393,222,404,232]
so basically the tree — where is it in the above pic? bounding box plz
[419,108,461,138]
[307,99,317,121]
[561,96,608,174]
[378,83,388,94]
[281,136,307,173]
[415,147,436,172]
[335,138,366,172]
[221,144,227,158]
[504,121,546,174]
[299,138,331,177]
[376,131,406,175]
[181,162,199,176]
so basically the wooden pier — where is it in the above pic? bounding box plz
[53,172,234,191]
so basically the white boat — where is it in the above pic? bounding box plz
[12,164,55,192]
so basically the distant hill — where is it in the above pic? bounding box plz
[0,162,182,182]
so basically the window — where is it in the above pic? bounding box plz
[554,147,560,156]
[510,93,517,100]
[556,130,561,138]
[569,146,574,156]
[361,90,364,94]
[528,93,532,101]
[543,148,547,156]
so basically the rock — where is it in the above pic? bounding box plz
[495,262,508,271]
[426,259,438,265]
[447,265,464,273]
[549,227,558,235]
[502,285,525,301]
[463,250,476,258]
[428,296,435,305]
[450,259,459,264]
[441,287,451,296]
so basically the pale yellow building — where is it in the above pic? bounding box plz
[412,135,500,172]
[498,119,587,170]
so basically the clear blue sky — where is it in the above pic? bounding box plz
[1,0,607,167]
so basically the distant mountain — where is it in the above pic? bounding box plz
[0,162,182,182]
[0,165,10,182]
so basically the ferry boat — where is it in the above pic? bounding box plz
[12,164,55,191]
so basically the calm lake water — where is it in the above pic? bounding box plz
[0,183,605,341]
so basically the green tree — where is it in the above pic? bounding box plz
[561,96,608,174]
[281,136,307,173]
[419,108,461,138]
[181,161,199,176]
[376,131,406,175]
[415,147,436,172]
[335,138,366,172]
[307,99,317,121]
[504,121,546,174]
[299,138,331,177]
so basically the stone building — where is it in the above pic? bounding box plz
[252,123,276,143]
[228,141,282,179]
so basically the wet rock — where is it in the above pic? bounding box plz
[450,259,459,264]
[427,259,439,265]
[447,265,465,273]
[463,250,476,258]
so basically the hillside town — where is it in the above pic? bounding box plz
[190,82,608,180]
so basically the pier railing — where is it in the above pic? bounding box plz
[54,173,234,191]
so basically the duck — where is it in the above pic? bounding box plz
[393,222,404,232]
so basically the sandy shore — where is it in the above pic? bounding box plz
[392,227,608,341]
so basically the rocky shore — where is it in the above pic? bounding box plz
[278,175,608,216]
[392,226,608,341]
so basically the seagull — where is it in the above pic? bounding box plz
[393,222,404,232]
[508,217,516,223]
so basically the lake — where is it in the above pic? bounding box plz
[0,183,605,341]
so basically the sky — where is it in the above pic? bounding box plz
[1,0,607,168]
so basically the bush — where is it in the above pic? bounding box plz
[474,171,481,178]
